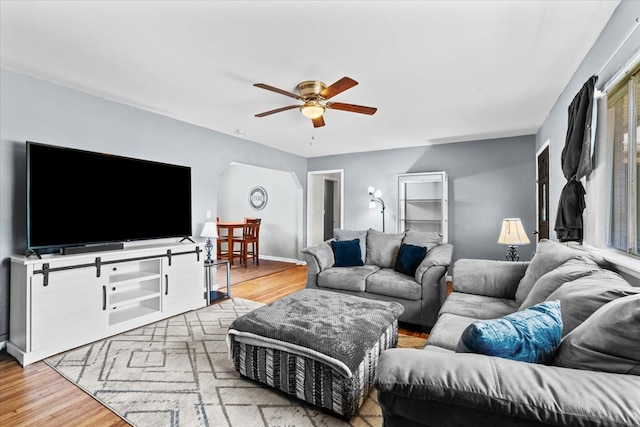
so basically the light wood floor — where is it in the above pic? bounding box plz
[0,260,427,426]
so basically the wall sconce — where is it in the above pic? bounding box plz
[200,221,219,264]
[368,186,386,232]
[497,218,531,261]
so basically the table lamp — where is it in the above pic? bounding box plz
[497,218,531,261]
[200,221,218,264]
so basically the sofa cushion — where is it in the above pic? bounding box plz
[546,270,637,336]
[439,292,519,320]
[426,313,478,351]
[452,259,528,299]
[366,268,422,301]
[334,229,367,264]
[330,239,364,267]
[519,256,601,310]
[553,294,640,375]
[456,300,562,364]
[317,265,379,292]
[515,239,595,305]
[394,243,428,277]
[365,229,404,268]
[402,229,443,250]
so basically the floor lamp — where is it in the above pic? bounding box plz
[368,186,386,232]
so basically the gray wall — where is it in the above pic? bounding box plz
[536,0,640,254]
[308,135,536,263]
[0,69,308,343]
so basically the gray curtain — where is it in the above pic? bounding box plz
[554,75,597,243]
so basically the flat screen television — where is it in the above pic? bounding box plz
[27,141,192,254]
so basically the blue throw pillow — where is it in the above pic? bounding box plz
[331,239,364,267]
[394,243,428,276]
[456,300,562,364]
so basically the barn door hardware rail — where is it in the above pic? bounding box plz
[34,246,201,286]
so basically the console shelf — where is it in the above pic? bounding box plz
[109,303,159,325]
[109,287,160,306]
[8,242,205,366]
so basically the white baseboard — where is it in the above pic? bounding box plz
[260,255,306,265]
[0,340,6,351]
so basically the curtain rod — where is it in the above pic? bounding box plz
[594,17,640,98]
[596,17,640,76]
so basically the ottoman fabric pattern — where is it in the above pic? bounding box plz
[232,321,398,418]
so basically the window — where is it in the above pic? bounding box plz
[607,64,640,255]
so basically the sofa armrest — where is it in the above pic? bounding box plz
[301,240,335,274]
[452,259,528,299]
[415,243,453,283]
[375,348,640,427]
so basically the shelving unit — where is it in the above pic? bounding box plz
[398,172,448,242]
[107,260,162,325]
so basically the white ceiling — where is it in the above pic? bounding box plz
[0,1,620,158]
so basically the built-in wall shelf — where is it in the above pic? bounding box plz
[398,172,448,242]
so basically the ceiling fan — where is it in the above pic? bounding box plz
[253,76,377,128]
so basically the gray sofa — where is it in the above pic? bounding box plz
[301,228,453,329]
[375,239,640,427]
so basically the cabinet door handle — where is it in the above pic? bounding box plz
[102,285,107,310]
[165,274,169,295]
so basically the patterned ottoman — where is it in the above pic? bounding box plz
[227,289,404,418]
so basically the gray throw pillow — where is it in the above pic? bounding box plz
[334,229,367,264]
[519,256,601,310]
[365,229,404,268]
[515,239,599,305]
[402,229,443,250]
[546,270,637,336]
[553,293,640,375]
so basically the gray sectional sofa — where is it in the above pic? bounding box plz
[374,239,640,427]
[301,228,453,329]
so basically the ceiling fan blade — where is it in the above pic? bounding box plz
[254,105,300,117]
[312,115,325,128]
[319,77,358,100]
[254,83,302,100]
[326,102,377,115]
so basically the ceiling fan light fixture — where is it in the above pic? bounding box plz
[300,101,325,119]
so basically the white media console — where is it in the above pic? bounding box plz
[8,242,206,366]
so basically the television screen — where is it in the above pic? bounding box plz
[27,141,192,252]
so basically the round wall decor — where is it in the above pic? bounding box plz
[248,186,268,210]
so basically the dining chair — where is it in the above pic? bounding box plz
[216,217,231,262]
[233,218,261,267]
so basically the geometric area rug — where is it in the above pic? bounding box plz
[45,297,409,427]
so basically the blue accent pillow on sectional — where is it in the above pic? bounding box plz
[331,239,364,267]
[456,300,563,364]
[394,243,428,276]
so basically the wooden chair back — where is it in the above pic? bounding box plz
[243,218,261,240]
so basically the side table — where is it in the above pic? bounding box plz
[204,259,231,303]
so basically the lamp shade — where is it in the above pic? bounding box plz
[200,221,218,238]
[497,218,531,245]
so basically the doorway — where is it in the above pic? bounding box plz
[323,179,338,240]
[307,170,344,246]
[536,143,550,241]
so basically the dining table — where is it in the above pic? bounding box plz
[216,221,246,265]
